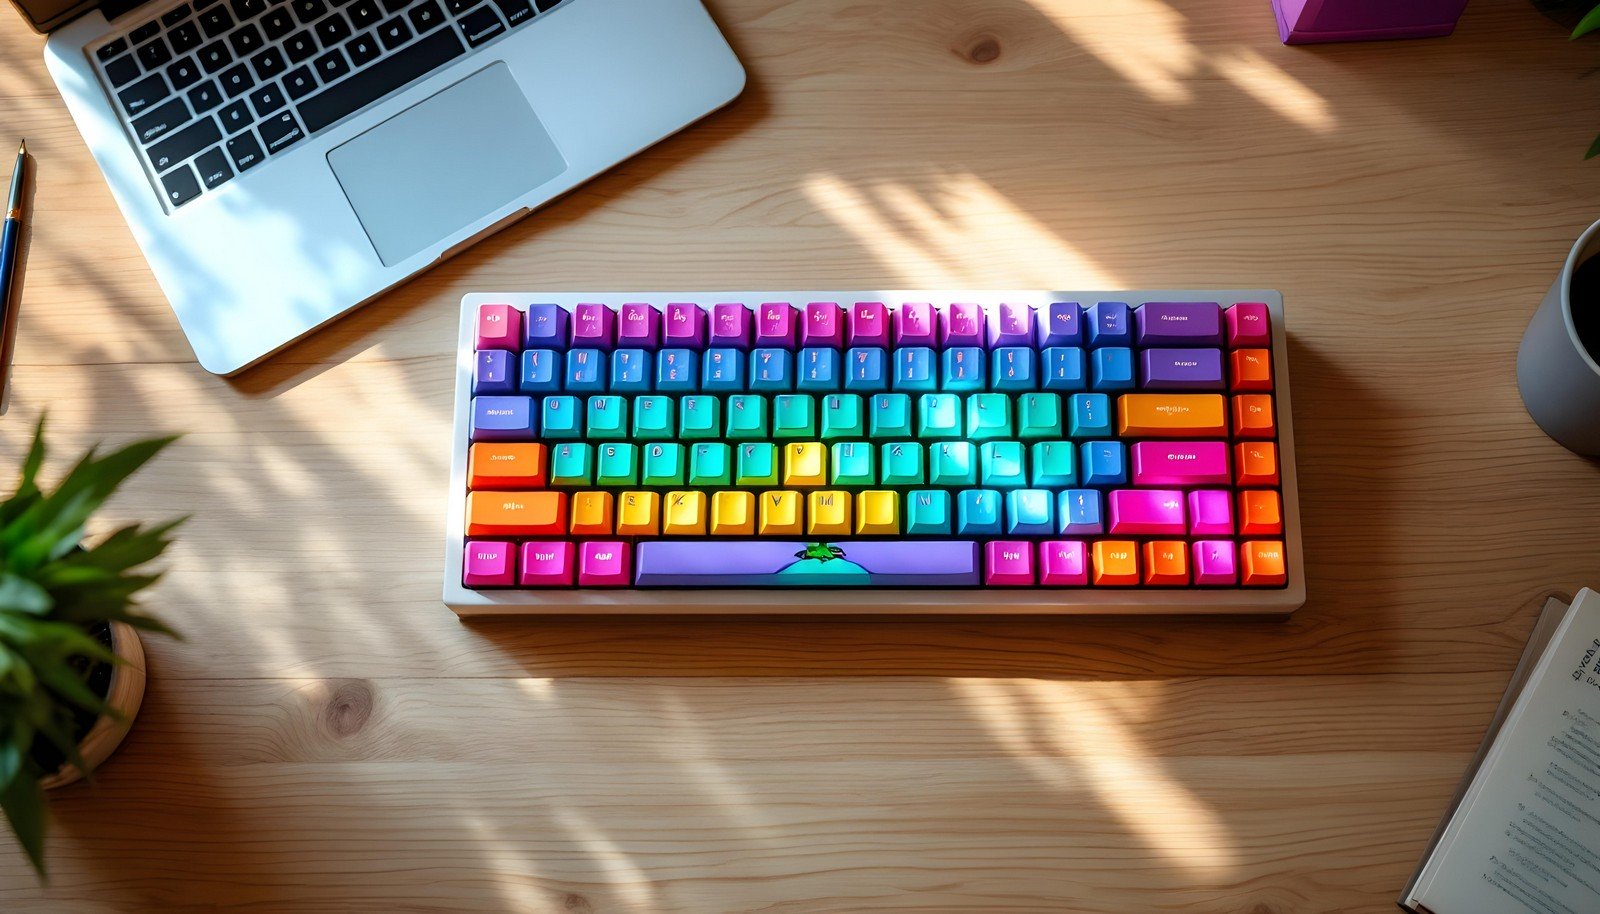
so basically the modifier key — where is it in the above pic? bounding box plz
[634,540,981,586]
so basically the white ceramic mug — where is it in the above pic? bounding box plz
[1518,218,1600,457]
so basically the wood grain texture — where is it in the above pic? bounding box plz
[3,0,1600,909]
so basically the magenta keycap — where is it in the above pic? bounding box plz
[985,540,1035,586]
[710,303,752,350]
[895,302,937,346]
[1038,541,1088,586]
[616,302,661,350]
[578,541,632,587]
[1130,441,1231,487]
[519,541,574,587]
[1187,490,1234,536]
[463,540,515,587]
[1108,489,1187,536]
[1192,540,1238,586]
[571,303,615,349]
[942,302,986,347]
[475,304,521,352]
[1227,302,1272,348]
[756,302,797,348]
[848,301,890,347]
[802,302,844,347]
[663,302,706,349]
[987,302,1033,348]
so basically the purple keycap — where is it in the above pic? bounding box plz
[1108,489,1187,536]
[896,302,937,346]
[1136,301,1223,346]
[633,540,981,586]
[1038,541,1089,586]
[1187,490,1234,536]
[571,303,615,349]
[663,302,706,349]
[942,302,986,347]
[523,304,568,348]
[471,396,536,441]
[1140,348,1224,389]
[710,303,752,350]
[474,350,515,395]
[848,301,891,348]
[1131,442,1230,487]
[463,541,515,587]
[756,302,797,348]
[802,302,844,347]
[987,302,1033,348]
[1192,540,1238,586]
[616,302,661,350]
[1037,301,1082,346]
[519,541,574,587]
[985,541,1035,586]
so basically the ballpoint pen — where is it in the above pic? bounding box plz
[0,139,25,388]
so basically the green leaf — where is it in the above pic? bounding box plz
[0,574,52,615]
[1575,5,1600,39]
[0,761,47,876]
[1586,131,1600,160]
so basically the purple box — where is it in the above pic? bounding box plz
[1272,0,1468,44]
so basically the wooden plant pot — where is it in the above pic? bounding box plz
[38,621,147,790]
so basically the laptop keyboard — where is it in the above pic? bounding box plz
[92,0,566,211]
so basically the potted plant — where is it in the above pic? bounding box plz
[1,419,181,876]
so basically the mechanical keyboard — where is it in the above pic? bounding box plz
[444,291,1306,615]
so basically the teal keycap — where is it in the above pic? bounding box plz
[596,442,640,486]
[956,488,1002,535]
[820,394,865,439]
[642,442,686,486]
[966,393,1012,440]
[773,394,817,438]
[735,442,780,486]
[633,395,675,439]
[726,395,769,440]
[830,442,875,485]
[586,396,628,440]
[980,441,1027,488]
[688,442,733,486]
[929,441,977,486]
[1006,488,1055,535]
[549,442,594,486]
[905,489,952,534]
[879,442,925,485]
[1029,441,1077,487]
[918,393,963,439]
[542,396,582,439]
[1017,392,1063,439]
[1068,393,1113,438]
[680,395,721,440]
[870,393,913,438]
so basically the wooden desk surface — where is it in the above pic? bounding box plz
[4,0,1600,910]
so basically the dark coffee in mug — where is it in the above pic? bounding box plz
[1571,256,1600,362]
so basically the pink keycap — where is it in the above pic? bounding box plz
[895,302,937,346]
[987,302,1033,348]
[1108,489,1187,536]
[1192,540,1238,586]
[710,303,752,350]
[756,302,797,348]
[519,541,574,587]
[802,302,844,347]
[463,540,516,587]
[848,301,890,347]
[1227,302,1272,348]
[1187,490,1235,536]
[578,541,632,587]
[942,302,986,347]
[616,302,661,350]
[663,302,706,348]
[571,302,615,349]
[985,541,1034,586]
[1038,541,1089,586]
[475,304,521,351]
[1130,442,1231,487]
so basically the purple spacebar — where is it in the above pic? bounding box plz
[635,541,981,587]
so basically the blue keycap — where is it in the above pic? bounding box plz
[471,396,536,441]
[991,347,1037,392]
[523,303,568,348]
[1041,347,1087,392]
[1037,301,1083,346]
[540,395,582,439]
[956,489,1003,535]
[1006,489,1055,535]
[1068,393,1114,437]
[1090,347,1136,392]
[656,348,699,393]
[797,347,841,391]
[905,489,952,534]
[610,349,651,394]
[1087,301,1132,347]
[565,349,606,393]
[519,349,561,394]
[1058,489,1104,534]
[845,347,888,392]
[702,348,746,392]
[942,347,985,391]
[750,348,794,392]
[980,441,1027,488]
[893,346,936,392]
[1080,440,1127,485]
[475,350,515,395]
[870,393,913,437]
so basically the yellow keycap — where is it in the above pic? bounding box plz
[710,491,756,535]
[570,491,614,536]
[855,490,899,534]
[807,490,851,535]
[616,490,660,536]
[662,490,707,535]
[783,442,827,487]
[759,490,803,535]
[1117,394,1227,437]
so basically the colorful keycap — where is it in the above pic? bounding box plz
[463,540,516,586]
[476,304,521,351]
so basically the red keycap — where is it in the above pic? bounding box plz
[475,304,521,351]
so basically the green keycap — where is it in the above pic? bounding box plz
[820,394,865,439]
[587,396,628,440]
[773,394,817,438]
[906,489,952,534]
[680,395,721,440]
[980,441,1027,488]
[1030,441,1076,487]
[633,396,675,439]
[929,441,977,486]
[870,393,913,438]
[689,442,733,486]
[549,442,594,486]
[879,442,925,485]
[726,395,769,440]
[918,394,962,439]
[596,443,640,486]
[966,393,1012,440]
[830,442,875,485]
[1017,393,1064,439]
[735,442,779,486]
[542,396,582,439]
[642,442,686,486]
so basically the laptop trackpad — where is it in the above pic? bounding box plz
[327,63,567,266]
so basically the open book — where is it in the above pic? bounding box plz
[1401,588,1600,914]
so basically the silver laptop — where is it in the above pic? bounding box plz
[22,0,744,374]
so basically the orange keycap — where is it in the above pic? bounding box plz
[468,443,547,490]
[1232,395,1276,439]
[1229,349,1272,391]
[1241,540,1287,586]
[1142,541,1189,585]
[1238,490,1283,535]
[1091,541,1140,586]
[1117,394,1227,437]
[1235,442,1280,486]
[570,491,614,536]
[466,491,566,536]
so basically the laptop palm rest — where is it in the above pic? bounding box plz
[327,63,567,267]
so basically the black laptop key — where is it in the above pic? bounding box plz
[283,65,318,99]
[250,46,287,81]
[130,21,161,44]
[218,99,252,132]
[160,164,202,208]
[148,116,221,171]
[162,3,193,26]
[194,147,233,189]
[295,26,464,133]
[345,31,381,66]
[489,0,530,27]
[187,79,223,112]
[136,38,173,69]
[103,54,142,88]
[219,62,255,97]
[199,5,234,37]
[197,40,232,73]
[262,7,294,38]
[284,30,317,63]
[533,0,558,10]
[117,72,170,117]
[258,110,305,154]
[249,83,287,116]
[292,0,327,24]
[347,0,380,29]
[228,23,264,56]
[170,21,202,53]
[444,0,470,14]
[168,55,203,90]
[131,97,190,145]
[376,15,411,50]
[316,13,352,46]
[97,37,129,62]
[230,0,267,19]
[226,130,266,171]
[407,0,444,32]
[457,6,502,47]
[314,48,350,83]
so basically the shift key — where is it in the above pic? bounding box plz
[1118,394,1226,437]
